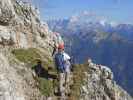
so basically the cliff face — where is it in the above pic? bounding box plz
[0,0,60,49]
[80,59,133,100]
[0,0,132,100]
[0,0,60,99]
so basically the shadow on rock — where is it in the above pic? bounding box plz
[33,60,57,79]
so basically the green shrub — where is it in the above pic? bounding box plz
[37,77,53,96]
[12,48,41,67]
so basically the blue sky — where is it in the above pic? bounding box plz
[31,0,133,23]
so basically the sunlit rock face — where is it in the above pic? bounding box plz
[0,0,15,25]
[0,0,61,49]
[80,59,133,100]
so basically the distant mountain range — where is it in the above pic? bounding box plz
[47,15,133,96]
[48,16,133,41]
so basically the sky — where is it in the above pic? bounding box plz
[30,0,133,24]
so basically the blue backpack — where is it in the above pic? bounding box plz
[55,52,65,72]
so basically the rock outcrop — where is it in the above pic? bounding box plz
[80,59,133,100]
[0,0,62,49]
[0,49,43,100]
[0,0,15,25]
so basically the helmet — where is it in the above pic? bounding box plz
[58,43,64,50]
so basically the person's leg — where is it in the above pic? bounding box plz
[65,71,71,95]
[59,73,65,97]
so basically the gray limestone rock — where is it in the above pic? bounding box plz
[0,0,15,25]
[80,60,133,100]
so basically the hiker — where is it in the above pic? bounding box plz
[54,43,71,97]
[63,51,71,95]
